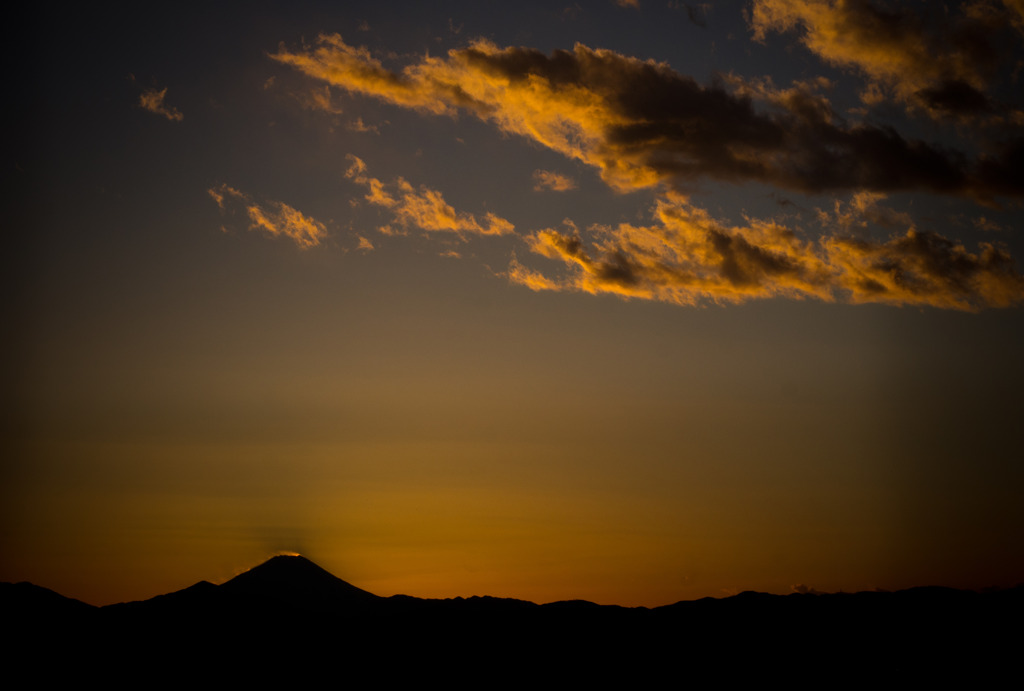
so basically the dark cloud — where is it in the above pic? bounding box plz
[916,79,992,116]
[974,137,1024,200]
[685,3,708,28]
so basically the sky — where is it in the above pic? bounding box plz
[5,0,1024,607]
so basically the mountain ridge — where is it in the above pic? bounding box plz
[5,553,1024,610]
[4,555,1020,684]
[8,552,1024,614]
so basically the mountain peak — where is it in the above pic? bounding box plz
[254,553,319,571]
[220,554,379,611]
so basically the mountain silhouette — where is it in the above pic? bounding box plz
[4,555,1020,684]
[0,581,95,619]
[218,554,379,613]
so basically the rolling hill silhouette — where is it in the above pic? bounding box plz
[4,555,1020,684]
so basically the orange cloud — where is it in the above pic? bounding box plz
[273,36,653,191]
[506,255,563,292]
[825,230,1024,310]
[271,35,457,116]
[207,184,236,210]
[345,156,514,237]
[513,198,835,305]
[272,34,1022,199]
[139,87,183,122]
[209,184,328,249]
[510,195,1024,310]
[533,170,577,192]
[748,0,1015,117]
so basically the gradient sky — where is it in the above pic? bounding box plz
[5,0,1024,607]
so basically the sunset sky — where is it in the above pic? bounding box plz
[6,1,1024,607]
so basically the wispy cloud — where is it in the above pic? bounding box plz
[345,156,514,237]
[533,170,577,192]
[819,191,915,234]
[271,34,1023,200]
[139,87,183,122]
[209,184,328,249]
[346,117,383,134]
[507,254,563,292]
[298,85,343,114]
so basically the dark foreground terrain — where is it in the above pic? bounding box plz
[5,555,1020,685]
